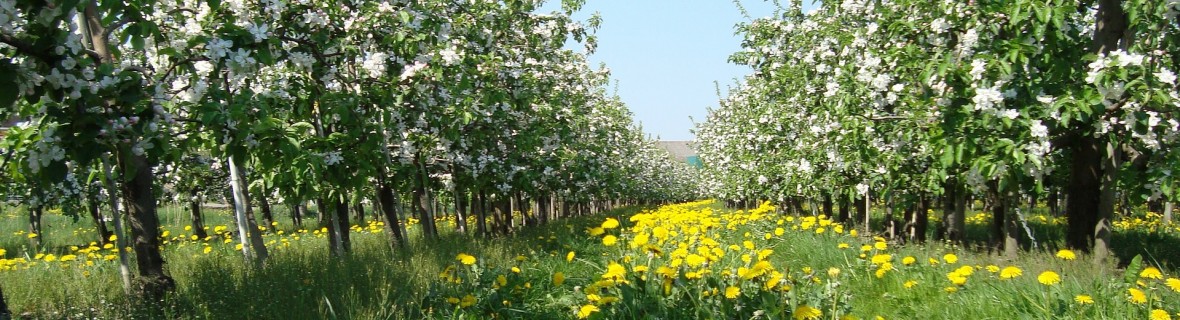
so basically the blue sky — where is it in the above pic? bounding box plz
[541,1,785,141]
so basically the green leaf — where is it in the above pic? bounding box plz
[1122,255,1143,283]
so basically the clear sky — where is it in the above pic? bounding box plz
[541,0,785,141]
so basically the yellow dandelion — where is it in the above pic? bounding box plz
[27,233,38,239]
[1128,288,1147,304]
[874,241,887,250]
[1056,249,1076,260]
[1150,309,1171,320]
[553,272,565,286]
[587,227,605,236]
[601,218,619,229]
[986,265,1000,273]
[1000,266,1023,279]
[602,235,618,246]
[902,256,916,266]
[1074,295,1093,304]
[828,267,841,278]
[567,251,576,262]
[837,243,850,249]
[460,294,476,308]
[1037,271,1060,285]
[602,263,626,280]
[511,266,521,274]
[943,253,958,264]
[1167,278,1180,292]
[577,304,600,319]
[794,305,822,320]
[456,253,477,265]
[724,286,740,299]
[904,280,917,288]
[1140,267,1164,280]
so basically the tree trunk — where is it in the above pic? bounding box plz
[28,205,42,249]
[334,196,352,253]
[188,191,208,239]
[1094,140,1119,263]
[1164,201,1173,225]
[291,203,304,228]
[413,183,437,239]
[498,195,512,235]
[228,155,268,264]
[987,182,1020,257]
[942,181,967,243]
[352,199,365,226]
[822,193,833,218]
[377,181,406,249]
[476,190,489,238]
[538,195,551,225]
[1048,186,1060,216]
[101,156,133,295]
[1065,0,1126,259]
[910,195,929,243]
[861,193,871,234]
[320,198,344,255]
[88,195,113,245]
[258,190,275,232]
[454,186,468,234]
[118,151,174,298]
[837,194,850,223]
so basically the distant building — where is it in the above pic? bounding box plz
[656,140,702,167]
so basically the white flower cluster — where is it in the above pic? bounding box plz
[27,125,66,174]
[361,51,389,78]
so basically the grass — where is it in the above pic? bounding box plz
[0,201,1178,319]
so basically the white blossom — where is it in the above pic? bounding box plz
[1030,120,1048,138]
[1155,68,1176,85]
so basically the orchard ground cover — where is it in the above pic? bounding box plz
[1,201,1179,319]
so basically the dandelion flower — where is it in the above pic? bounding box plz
[837,243,850,249]
[794,305,822,320]
[828,267,841,278]
[553,272,565,286]
[1128,288,1147,304]
[460,295,476,308]
[602,235,618,246]
[567,251,576,262]
[577,304,600,319]
[1037,271,1060,285]
[904,280,917,288]
[446,297,460,305]
[1074,295,1093,304]
[601,218,620,229]
[943,253,958,264]
[602,263,626,280]
[874,241,887,250]
[1150,309,1171,320]
[1167,278,1180,292]
[1056,249,1076,260]
[724,286,740,299]
[456,253,477,265]
[902,256,916,265]
[1000,266,1022,279]
[1140,267,1164,280]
